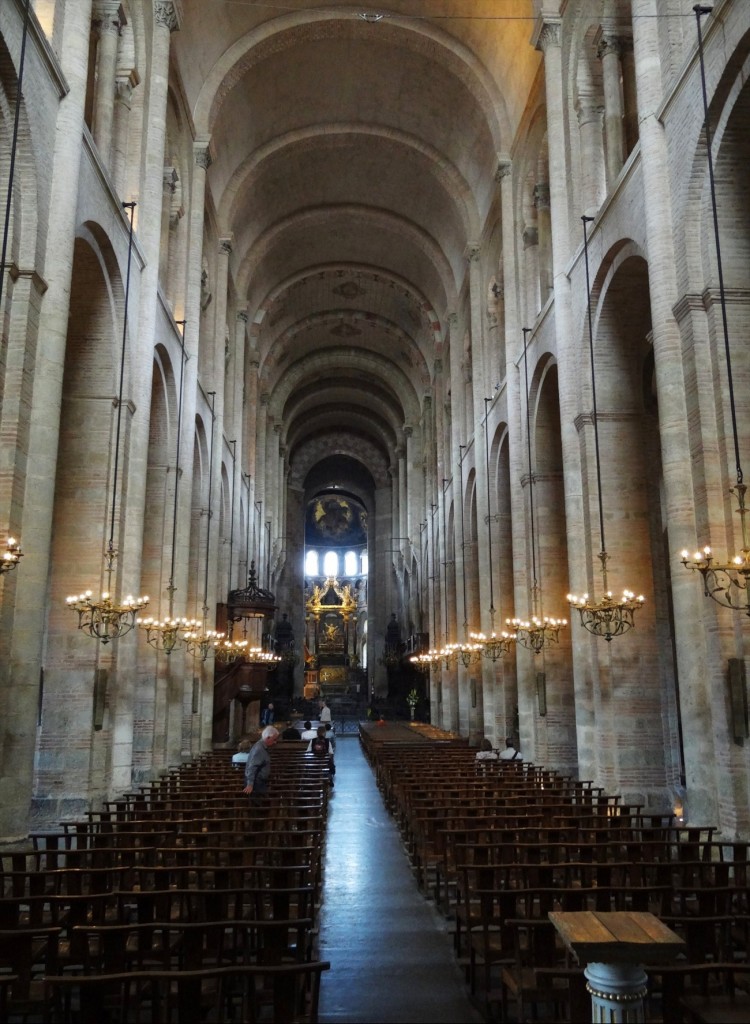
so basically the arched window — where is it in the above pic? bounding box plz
[323,551,339,577]
[305,550,319,576]
[344,550,357,576]
[361,552,369,575]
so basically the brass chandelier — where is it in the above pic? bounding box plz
[66,203,149,643]
[567,217,645,640]
[681,6,750,617]
[1,537,23,575]
[510,329,567,654]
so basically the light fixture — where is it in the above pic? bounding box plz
[66,203,149,642]
[567,217,645,640]
[681,6,750,617]
[1,537,23,574]
[227,560,281,666]
[139,321,191,654]
[214,638,249,664]
[183,626,224,662]
[510,328,567,653]
[358,12,384,22]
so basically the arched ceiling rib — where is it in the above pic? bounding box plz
[173,1,535,483]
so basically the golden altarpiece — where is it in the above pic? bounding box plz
[304,577,358,696]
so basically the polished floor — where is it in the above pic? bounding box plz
[317,736,483,1024]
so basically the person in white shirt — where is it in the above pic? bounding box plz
[231,737,252,766]
[475,738,498,761]
[319,701,332,724]
[499,736,522,761]
[300,720,318,741]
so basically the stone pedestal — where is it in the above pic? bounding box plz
[549,910,685,1024]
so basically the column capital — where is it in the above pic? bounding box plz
[115,70,139,106]
[446,312,458,327]
[163,165,178,194]
[403,425,414,439]
[237,309,249,324]
[533,18,561,54]
[93,1,122,33]
[433,357,443,376]
[596,32,624,61]
[523,226,539,249]
[219,236,234,255]
[533,182,550,210]
[260,392,270,406]
[576,101,605,127]
[464,242,481,263]
[494,157,512,183]
[194,142,213,169]
[154,0,182,32]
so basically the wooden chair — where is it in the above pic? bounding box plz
[43,960,331,1023]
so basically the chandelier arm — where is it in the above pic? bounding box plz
[694,6,743,488]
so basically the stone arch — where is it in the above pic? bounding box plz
[267,346,421,428]
[257,262,443,357]
[219,123,480,242]
[236,204,457,313]
[194,11,510,153]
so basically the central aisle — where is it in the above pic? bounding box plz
[317,736,483,1024]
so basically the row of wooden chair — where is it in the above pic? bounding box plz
[364,735,749,1022]
[1,746,332,1022]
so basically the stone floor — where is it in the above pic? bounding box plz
[317,735,484,1024]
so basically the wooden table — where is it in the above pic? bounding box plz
[549,911,685,1023]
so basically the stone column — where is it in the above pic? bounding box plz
[255,394,269,567]
[534,182,553,303]
[465,242,486,407]
[396,443,407,546]
[523,222,540,323]
[631,0,715,823]
[244,351,260,481]
[530,17,582,769]
[121,0,181,787]
[112,71,138,199]
[160,167,177,282]
[229,309,247,589]
[597,32,627,187]
[621,38,638,157]
[4,0,94,839]
[91,0,121,166]
[577,101,606,215]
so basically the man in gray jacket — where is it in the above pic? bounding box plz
[243,725,279,795]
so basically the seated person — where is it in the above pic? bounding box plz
[307,725,335,784]
[475,737,498,761]
[300,720,318,741]
[232,737,252,765]
[281,721,302,740]
[499,736,522,761]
